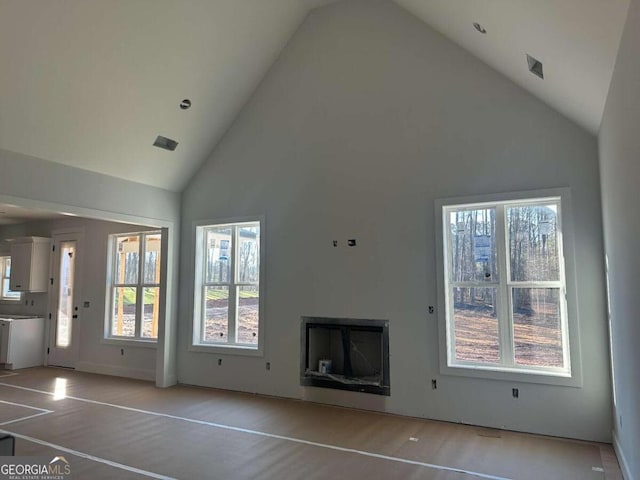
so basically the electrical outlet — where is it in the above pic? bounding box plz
[218,358,222,366]
[266,362,271,371]
[512,388,519,398]
[332,240,338,247]
[347,239,356,247]
[431,379,437,390]
[120,348,124,356]
[428,306,434,314]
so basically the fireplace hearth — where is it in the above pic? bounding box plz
[300,317,390,396]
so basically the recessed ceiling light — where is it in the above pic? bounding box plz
[526,54,544,79]
[180,99,192,110]
[153,135,179,151]
[473,22,487,34]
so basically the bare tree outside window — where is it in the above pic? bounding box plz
[444,199,568,374]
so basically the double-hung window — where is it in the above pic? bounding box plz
[0,256,20,301]
[193,220,262,352]
[107,231,161,341]
[440,195,571,377]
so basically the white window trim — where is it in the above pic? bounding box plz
[435,188,583,387]
[189,216,265,357]
[0,255,21,303]
[104,230,161,344]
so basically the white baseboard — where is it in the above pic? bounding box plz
[613,430,634,480]
[75,361,155,382]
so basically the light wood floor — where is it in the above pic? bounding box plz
[0,368,623,480]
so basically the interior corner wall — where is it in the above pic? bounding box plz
[178,0,611,441]
[598,0,640,477]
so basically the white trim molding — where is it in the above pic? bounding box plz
[613,430,633,480]
[76,361,155,382]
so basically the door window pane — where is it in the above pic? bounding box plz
[115,236,140,284]
[453,287,500,363]
[141,287,159,339]
[56,242,76,348]
[449,208,498,283]
[205,228,232,283]
[513,288,564,368]
[508,204,559,281]
[203,286,229,343]
[237,286,259,345]
[112,287,136,337]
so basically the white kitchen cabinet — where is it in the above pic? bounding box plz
[0,317,45,370]
[9,237,50,292]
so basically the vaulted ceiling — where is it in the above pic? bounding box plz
[0,0,630,192]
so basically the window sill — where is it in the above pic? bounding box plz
[101,338,158,349]
[441,362,582,387]
[189,343,263,357]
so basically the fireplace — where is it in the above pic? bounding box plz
[300,317,390,396]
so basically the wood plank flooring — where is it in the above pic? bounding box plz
[0,368,623,480]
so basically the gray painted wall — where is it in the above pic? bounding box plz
[599,0,640,476]
[0,149,180,387]
[179,0,611,441]
[0,149,179,224]
[0,218,159,379]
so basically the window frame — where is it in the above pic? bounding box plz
[435,188,583,387]
[190,216,265,356]
[104,231,162,345]
[0,255,21,303]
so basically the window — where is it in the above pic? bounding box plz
[106,232,161,341]
[193,220,263,352]
[440,196,571,377]
[0,256,20,301]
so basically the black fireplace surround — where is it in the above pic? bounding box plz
[300,316,390,396]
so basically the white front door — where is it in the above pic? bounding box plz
[48,231,83,368]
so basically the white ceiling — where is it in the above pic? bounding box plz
[0,0,317,191]
[395,0,630,134]
[0,0,631,193]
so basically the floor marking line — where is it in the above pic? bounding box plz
[0,399,54,427]
[0,399,53,413]
[0,372,19,378]
[0,382,510,480]
[0,410,52,426]
[0,428,177,480]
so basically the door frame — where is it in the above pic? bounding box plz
[45,228,85,368]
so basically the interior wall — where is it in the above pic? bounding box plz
[0,149,180,386]
[0,217,159,379]
[179,0,611,441]
[0,149,179,223]
[598,0,639,476]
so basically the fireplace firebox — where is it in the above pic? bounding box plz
[300,317,390,396]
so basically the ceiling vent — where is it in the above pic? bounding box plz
[526,54,544,79]
[153,135,178,151]
[473,22,487,34]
